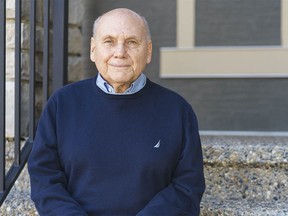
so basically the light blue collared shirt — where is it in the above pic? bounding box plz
[96,73,146,95]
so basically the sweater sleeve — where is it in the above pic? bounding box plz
[28,98,87,216]
[136,107,205,216]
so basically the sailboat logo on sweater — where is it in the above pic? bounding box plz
[153,140,161,148]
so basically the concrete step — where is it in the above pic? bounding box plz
[200,135,288,215]
[201,197,288,216]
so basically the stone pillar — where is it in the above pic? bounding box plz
[6,0,43,138]
[68,0,84,82]
[5,0,84,138]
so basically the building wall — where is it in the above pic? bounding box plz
[82,0,288,131]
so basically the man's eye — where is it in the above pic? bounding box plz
[126,40,138,47]
[104,40,114,44]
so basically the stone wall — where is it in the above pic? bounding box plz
[5,0,84,138]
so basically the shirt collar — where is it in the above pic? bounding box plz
[96,73,146,95]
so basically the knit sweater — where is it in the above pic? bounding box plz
[28,76,205,216]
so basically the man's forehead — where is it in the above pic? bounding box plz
[96,18,145,39]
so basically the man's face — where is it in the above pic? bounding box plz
[90,9,152,92]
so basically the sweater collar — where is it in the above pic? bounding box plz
[96,73,146,95]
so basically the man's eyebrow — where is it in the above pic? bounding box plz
[125,35,144,42]
[97,34,143,42]
[126,35,140,39]
[102,34,141,38]
[100,35,114,39]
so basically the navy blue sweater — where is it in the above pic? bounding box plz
[28,76,205,216]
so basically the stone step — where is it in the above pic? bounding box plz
[201,197,288,216]
[204,165,287,201]
[202,135,288,167]
[200,135,288,215]
[0,166,38,216]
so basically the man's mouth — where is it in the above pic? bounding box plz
[109,63,130,68]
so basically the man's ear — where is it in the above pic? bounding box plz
[90,37,95,62]
[146,41,153,64]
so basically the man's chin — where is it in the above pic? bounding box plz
[108,71,135,81]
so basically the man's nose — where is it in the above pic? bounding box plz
[114,44,127,58]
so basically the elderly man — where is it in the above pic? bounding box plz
[28,8,205,216]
